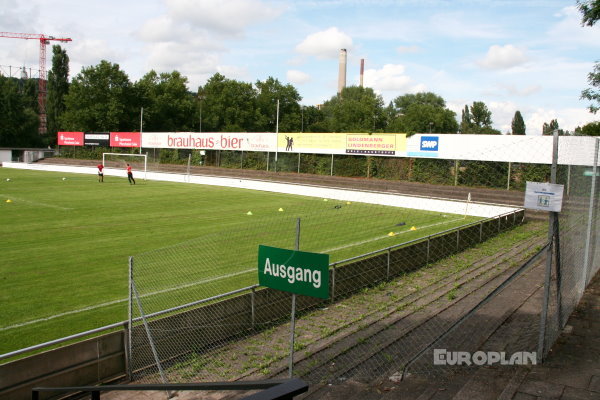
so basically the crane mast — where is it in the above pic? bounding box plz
[0,32,72,135]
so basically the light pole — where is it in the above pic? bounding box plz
[197,91,205,132]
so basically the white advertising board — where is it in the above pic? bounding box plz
[141,132,277,151]
[524,182,564,212]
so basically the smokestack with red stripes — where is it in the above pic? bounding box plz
[337,48,347,95]
[360,58,365,88]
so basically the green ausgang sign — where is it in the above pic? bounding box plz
[258,245,330,299]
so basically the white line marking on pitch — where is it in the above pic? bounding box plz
[0,194,73,210]
[0,269,255,332]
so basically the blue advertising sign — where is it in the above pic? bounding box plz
[420,136,439,152]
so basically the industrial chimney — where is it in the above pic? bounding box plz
[360,58,364,88]
[337,48,347,95]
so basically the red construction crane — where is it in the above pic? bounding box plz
[0,32,72,135]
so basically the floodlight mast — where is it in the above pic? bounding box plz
[0,32,72,135]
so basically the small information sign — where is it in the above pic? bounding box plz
[524,182,564,212]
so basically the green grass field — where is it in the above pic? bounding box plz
[0,167,481,355]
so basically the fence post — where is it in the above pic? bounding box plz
[507,161,511,190]
[583,138,599,289]
[127,256,133,381]
[330,154,334,176]
[479,221,483,242]
[537,129,559,363]
[331,264,336,302]
[251,287,256,330]
[386,249,391,280]
[297,153,301,174]
[456,229,460,251]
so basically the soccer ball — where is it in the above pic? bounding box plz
[5,178,10,182]
[62,177,66,181]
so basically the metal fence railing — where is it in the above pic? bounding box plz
[128,209,525,384]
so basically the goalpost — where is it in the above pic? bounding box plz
[103,153,148,181]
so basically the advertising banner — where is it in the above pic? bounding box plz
[57,132,84,146]
[84,132,110,146]
[110,132,141,148]
[258,245,329,299]
[141,132,277,151]
[277,133,406,156]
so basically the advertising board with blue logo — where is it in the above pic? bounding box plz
[407,135,440,158]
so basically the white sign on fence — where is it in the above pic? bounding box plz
[524,182,564,212]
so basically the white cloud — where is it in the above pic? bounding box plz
[548,6,600,48]
[165,0,283,36]
[397,45,421,54]
[71,39,121,66]
[287,69,311,85]
[295,27,353,59]
[363,64,424,94]
[478,45,529,70]
[430,12,505,40]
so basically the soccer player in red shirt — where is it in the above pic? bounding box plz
[97,163,104,182]
[126,163,136,185]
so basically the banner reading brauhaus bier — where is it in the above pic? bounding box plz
[141,132,277,151]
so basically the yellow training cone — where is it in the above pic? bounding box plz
[388,232,396,237]
[410,226,417,231]
[6,199,12,203]
[278,208,284,212]
[246,211,253,215]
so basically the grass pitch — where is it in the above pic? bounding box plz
[0,168,480,355]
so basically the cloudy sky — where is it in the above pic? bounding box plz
[1,0,599,134]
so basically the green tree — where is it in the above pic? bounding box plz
[0,76,39,146]
[320,86,386,132]
[578,0,600,26]
[578,1,600,113]
[461,101,499,134]
[387,92,458,135]
[574,121,600,136]
[542,119,564,135]
[300,105,327,132]
[255,77,302,132]
[135,70,195,131]
[511,111,526,135]
[581,63,600,114]
[46,45,70,144]
[199,73,259,132]
[61,60,135,131]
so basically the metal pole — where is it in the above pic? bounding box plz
[289,217,301,378]
[567,165,571,196]
[454,160,459,186]
[251,287,256,330]
[186,153,191,182]
[507,162,512,190]
[275,99,279,173]
[330,154,334,176]
[139,107,143,155]
[132,281,170,390]
[127,256,133,381]
[297,153,301,174]
[386,249,391,280]
[537,129,559,362]
[583,138,599,288]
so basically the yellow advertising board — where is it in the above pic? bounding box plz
[278,133,406,156]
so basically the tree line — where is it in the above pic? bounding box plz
[3,42,599,149]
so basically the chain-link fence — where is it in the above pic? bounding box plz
[123,135,599,391]
[127,186,524,383]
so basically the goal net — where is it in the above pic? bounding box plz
[102,153,148,180]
